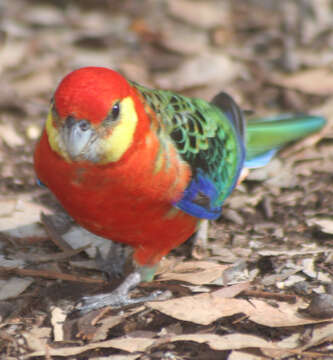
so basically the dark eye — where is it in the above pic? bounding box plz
[111,102,120,120]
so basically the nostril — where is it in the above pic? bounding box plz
[78,120,90,131]
[65,115,76,128]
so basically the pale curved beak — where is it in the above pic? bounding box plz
[61,115,95,160]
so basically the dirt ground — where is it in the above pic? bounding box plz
[0,1,333,359]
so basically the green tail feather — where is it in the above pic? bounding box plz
[245,114,326,161]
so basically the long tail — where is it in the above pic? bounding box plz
[244,114,326,168]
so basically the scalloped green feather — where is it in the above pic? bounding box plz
[131,82,243,206]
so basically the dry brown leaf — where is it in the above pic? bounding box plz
[167,0,230,29]
[212,282,250,298]
[158,260,230,285]
[92,356,140,360]
[0,195,50,238]
[301,322,333,350]
[24,4,65,27]
[23,326,52,353]
[72,307,144,342]
[0,40,28,73]
[271,69,333,95]
[148,293,243,325]
[24,337,156,358]
[0,277,33,301]
[0,198,17,217]
[228,350,267,359]
[169,333,276,351]
[155,53,241,91]
[13,70,54,97]
[63,226,112,259]
[0,123,25,147]
[159,23,209,55]
[263,324,333,358]
[247,159,296,188]
[249,300,332,327]
[307,217,333,235]
[148,292,333,327]
[276,332,302,350]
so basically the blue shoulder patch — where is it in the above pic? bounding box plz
[173,171,222,220]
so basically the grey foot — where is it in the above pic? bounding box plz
[76,272,162,313]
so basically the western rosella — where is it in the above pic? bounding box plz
[34,67,325,311]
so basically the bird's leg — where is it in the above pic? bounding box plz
[191,219,209,258]
[194,219,209,249]
[76,265,161,313]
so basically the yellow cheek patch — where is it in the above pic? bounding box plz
[100,96,138,163]
[45,109,65,158]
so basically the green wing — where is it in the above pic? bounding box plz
[132,82,245,219]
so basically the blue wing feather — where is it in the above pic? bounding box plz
[173,170,222,219]
[173,93,245,219]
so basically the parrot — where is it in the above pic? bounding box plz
[34,66,326,311]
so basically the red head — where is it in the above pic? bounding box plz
[42,67,149,164]
[54,67,132,124]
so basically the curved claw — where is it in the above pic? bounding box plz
[75,272,163,313]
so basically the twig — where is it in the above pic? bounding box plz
[0,266,107,284]
[26,245,91,264]
[242,289,297,303]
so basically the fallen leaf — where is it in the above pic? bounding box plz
[247,159,296,188]
[307,217,333,235]
[228,350,266,359]
[24,4,65,27]
[0,123,25,147]
[155,53,241,91]
[148,292,333,327]
[0,255,25,268]
[271,69,333,95]
[301,322,333,350]
[276,332,302,350]
[0,198,17,217]
[167,0,230,29]
[159,23,209,55]
[276,274,306,289]
[24,337,156,358]
[70,306,144,342]
[158,261,230,285]
[0,40,28,73]
[212,282,250,298]
[91,356,140,360]
[63,226,112,259]
[0,277,33,300]
[168,333,276,351]
[13,70,54,97]
[23,326,52,352]
[0,195,50,238]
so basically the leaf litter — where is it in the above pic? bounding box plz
[0,0,332,359]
